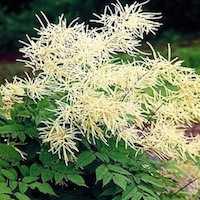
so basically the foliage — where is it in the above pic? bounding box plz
[157,30,182,44]
[153,45,200,73]
[0,0,96,52]
[175,47,200,73]
[93,140,188,200]
[0,96,192,199]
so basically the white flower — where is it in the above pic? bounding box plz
[39,120,81,165]
[0,77,25,114]
[22,73,51,100]
[92,0,161,37]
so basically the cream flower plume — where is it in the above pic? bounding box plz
[1,1,200,164]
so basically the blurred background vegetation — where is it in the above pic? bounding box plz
[0,0,200,82]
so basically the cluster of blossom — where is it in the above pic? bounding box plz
[1,1,200,164]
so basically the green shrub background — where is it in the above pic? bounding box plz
[0,0,200,52]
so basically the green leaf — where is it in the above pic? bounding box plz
[15,192,30,200]
[0,183,12,194]
[23,125,38,138]
[100,186,122,197]
[19,183,28,193]
[109,151,129,164]
[141,174,165,188]
[0,121,27,142]
[9,181,18,190]
[0,175,6,182]
[0,144,21,162]
[29,182,39,190]
[96,164,108,182]
[76,151,96,168]
[11,103,32,120]
[143,196,157,200]
[1,169,17,180]
[112,195,121,200]
[137,185,158,198]
[67,174,86,187]
[102,171,113,187]
[0,160,9,168]
[95,152,109,163]
[34,183,56,196]
[39,149,55,166]
[113,174,128,190]
[22,176,38,184]
[0,123,24,135]
[0,194,12,200]
[35,98,56,125]
[18,165,29,177]
[53,162,72,174]
[54,172,64,184]
[122,184,137,200]
[108,165,131,176]
[131,190,143,200]
[41,169,53,182]
[30,164,42,177]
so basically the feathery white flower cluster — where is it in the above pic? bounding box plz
[1,1,200,164]
[0,77,25,116]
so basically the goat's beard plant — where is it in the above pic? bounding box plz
[0,1,200,198]
[1,1,200,163]
[3,0,200,164]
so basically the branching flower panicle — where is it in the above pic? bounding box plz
[39,120,80,165]
[0,77,25,117]
[1,1,200,164]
